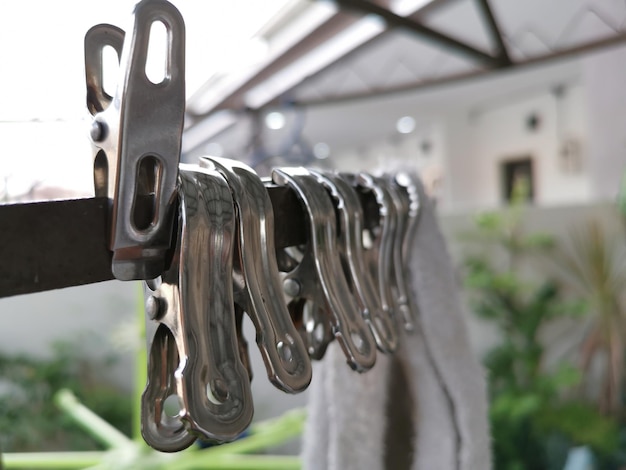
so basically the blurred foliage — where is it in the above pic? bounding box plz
[460,200,621,469]
[0,341,132,452]
[556,219,626,415]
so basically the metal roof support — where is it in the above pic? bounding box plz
[291,31,626,107]
[475,0,512,66]
[334,0,501,68]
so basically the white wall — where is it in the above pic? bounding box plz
[583,44,626,201]
[0,281,139,390]
[329,81,593,213]
[455,85,590,210]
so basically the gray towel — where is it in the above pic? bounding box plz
[302,177,491,470]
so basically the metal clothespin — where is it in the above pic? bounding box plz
[85,0,185,281]
[392,172,422,326]
[308,170,399,353]
[141,165,253,452]
[382,174,421,332]
[272,167,377,372]
[199,157,313,394]
[343,173,399,334]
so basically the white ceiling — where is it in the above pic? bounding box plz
[0,0,292,121]
[182,0,626,163]
[1,0,624,193]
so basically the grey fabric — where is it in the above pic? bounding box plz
[407,179,491,470]
[302,176,491,470]
[302,344,390,470]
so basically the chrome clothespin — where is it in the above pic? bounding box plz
[343,173,399,333]
[308,170,398,354]
[141,165,253,452]
[272,167,377,372]
[199,157,312,394]
[85,0,185,281]
[393,172,422,321]
[381,174,422,332]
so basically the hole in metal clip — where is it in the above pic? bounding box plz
[207,379,229,405]
[93,150,108,198]
[162,394,182,419]
[278,341,293,362]
[145,20,168,84]
[284,246,304,263]
[101,45,120,99]
[351,331,365,353]
[133,156,162,231]
[362,229,374,249]
[314,323,326,343]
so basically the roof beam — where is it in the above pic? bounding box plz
[335,0,502,67]
[289,32,626,107]
[185,5,358,122]
[475,0,512,66]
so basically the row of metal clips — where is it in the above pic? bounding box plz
[84,0,421,452]
[138,161,421,451]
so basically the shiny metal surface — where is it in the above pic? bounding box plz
[272,167,377,372]
[84,24,124,115]
[309,170,398,353]
[345,173,398,335]
[141,165,253,451]
[200,157,312,394]
[85,0,185,281]
[277,244,333,361]
[384,176,421,332]
[394,172,422,320]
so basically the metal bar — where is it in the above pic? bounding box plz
[0,186,329,298]
[287,32,626,108]
[475,0,512,66]
[0,197,113,298]
[335,0,501,67]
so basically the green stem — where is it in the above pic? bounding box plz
[210,409,305,456]
[54,389,133,450]
[173,409,305,470]
[3,451,105,469]
[176,454,301,470]
[134,281,148,444]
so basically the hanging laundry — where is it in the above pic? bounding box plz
[302,174,491,470]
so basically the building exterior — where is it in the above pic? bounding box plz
[327,44,626,214]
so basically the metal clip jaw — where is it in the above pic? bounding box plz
[277,242,334,361]
[84,24,125,116]
[85,0,185,281]
[141,165,253,452]
[308,170,399,354]
[344,173,399,333]
[199,157,313,394]
[392,172,422,324]
[382,174,422,332]
[272,167,377,372]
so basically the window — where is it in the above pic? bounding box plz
[501,157,534,203]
